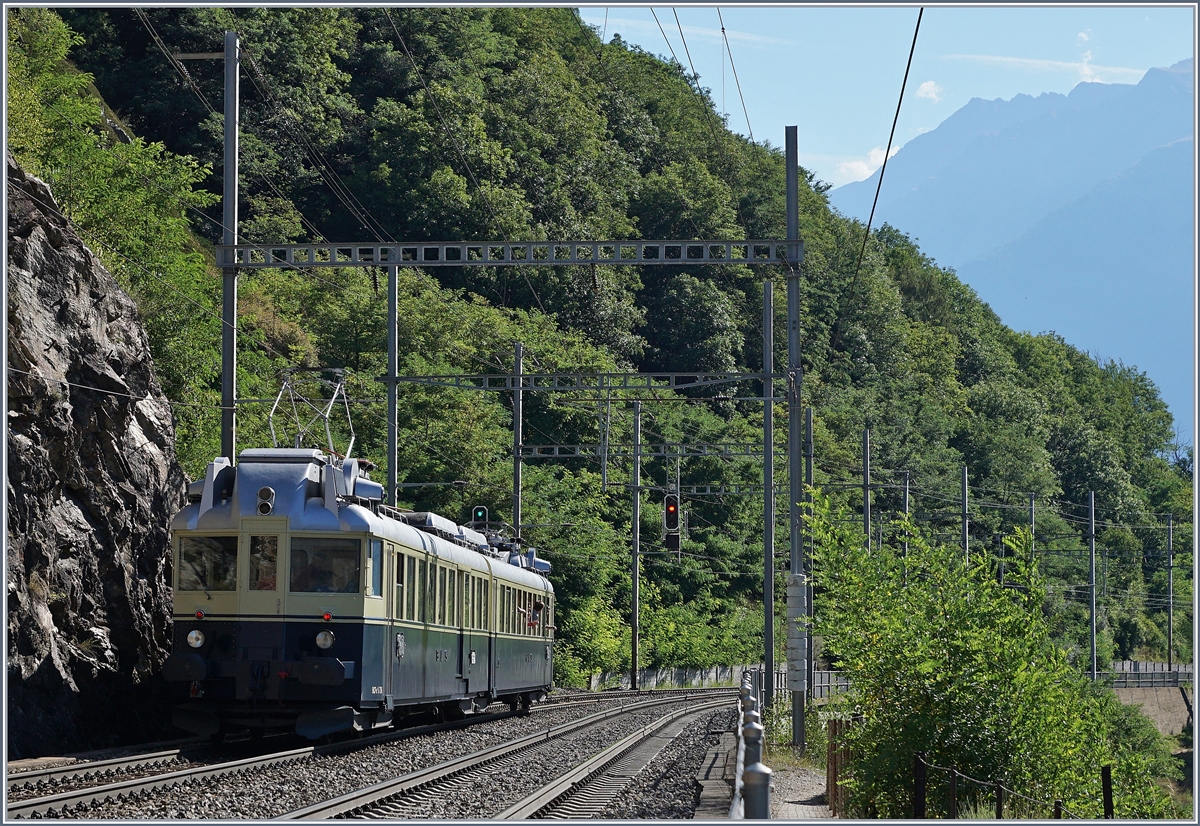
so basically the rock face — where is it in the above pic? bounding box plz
[6,152,187,758]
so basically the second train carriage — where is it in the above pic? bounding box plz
[162,446,554,740]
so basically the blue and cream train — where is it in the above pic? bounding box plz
[161,447,554,740]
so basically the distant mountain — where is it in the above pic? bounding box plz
[956,137,1195,432]
[830,58,1195,434]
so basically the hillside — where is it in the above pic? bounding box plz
[829,60,1194,434]
[11,6,1192,692]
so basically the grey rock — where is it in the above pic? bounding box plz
[6,151,186,758]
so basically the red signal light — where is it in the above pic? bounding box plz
[322,612,333,622]
[664,494,680,531]
[194,609,205,620]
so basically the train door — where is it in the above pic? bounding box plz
[391,548,424,702]
[378,541,394,705]
[239,518,287,618]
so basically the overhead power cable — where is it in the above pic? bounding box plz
[717,8,754,142]
[134,9,329,241]
[831,6,923,352]
[231,32,394,243]
[381,8,546,314]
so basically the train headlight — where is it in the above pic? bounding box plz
[186,630,206,648]
[316,630,335,650]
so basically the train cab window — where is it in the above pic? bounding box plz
[290,537,361,593]
[368,539,383,597]
[449,570,459,627]
[417,559,428,622]
[484,580,490,631]
[178,536,237,591]
[248,536,278,591]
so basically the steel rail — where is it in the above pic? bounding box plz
[4,710,517,819]
[280,691,731,819]
[497,697,729,819]
[6,746,207,794]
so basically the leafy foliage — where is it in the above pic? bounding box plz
[18,7,1191,710]
[809,494,1178,818]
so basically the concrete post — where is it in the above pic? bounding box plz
[743,760,774,819]
[387,265,397,505]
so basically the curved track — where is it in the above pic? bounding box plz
[6,689,730,819]
[280,692,729,819]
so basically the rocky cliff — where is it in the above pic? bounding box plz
[6,152,187,758]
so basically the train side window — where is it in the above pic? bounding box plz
[179,536,238,591]
[248,535,278,591]
[418,559,428,622]
[434,566,444,625]
[429,561,439,624]
[485,580,491,631]
[405,556,416,621]
[395,552,405,616]
[368,539,383,597]
[448,569,457,627]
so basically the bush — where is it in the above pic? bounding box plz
[808,493,1175,818]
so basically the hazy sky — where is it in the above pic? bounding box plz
[578,4,1195,187]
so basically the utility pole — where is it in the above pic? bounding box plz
[387,265,397,505]
[763,281,774,710]
[1089,490,1097,680]
[961,466,969,559]
[512,341,523,539]
[805,406,814,703]
[1029,492,1035,552]
[784,125,808,752]
[631,400,641,691]
[862,429,871,549]
[180,32,240,461]
[1167,514,1174,670]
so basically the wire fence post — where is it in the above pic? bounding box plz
[995,780,1004,819]
[1101,764,1114,819]
[913,752,926,819]
[1053,799,1063,819]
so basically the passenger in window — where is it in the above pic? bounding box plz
[295,553,335,592]
[518,599,545,627]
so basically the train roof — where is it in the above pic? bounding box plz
[171,449,552,590]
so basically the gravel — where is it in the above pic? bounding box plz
[50,697,694,820]
[600,706,738,819]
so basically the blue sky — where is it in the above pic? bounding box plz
[578,5,1195,187]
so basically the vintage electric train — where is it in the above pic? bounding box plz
[161,446,554,740]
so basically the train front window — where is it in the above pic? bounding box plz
[178,536,237,591]
[290,537,361,593]
[248,536,278,590]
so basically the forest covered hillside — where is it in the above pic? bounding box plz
[8,6,1192,686]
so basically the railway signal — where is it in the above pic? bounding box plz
[663,493,680,532]
[472,505,489,526]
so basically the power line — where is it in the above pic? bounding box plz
[716,8,753,142]
[381,8,546,314]
[831,6,923,352]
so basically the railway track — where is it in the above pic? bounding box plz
[280,692,729,819]
[497,699,728,819]
[6,688,731,819]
